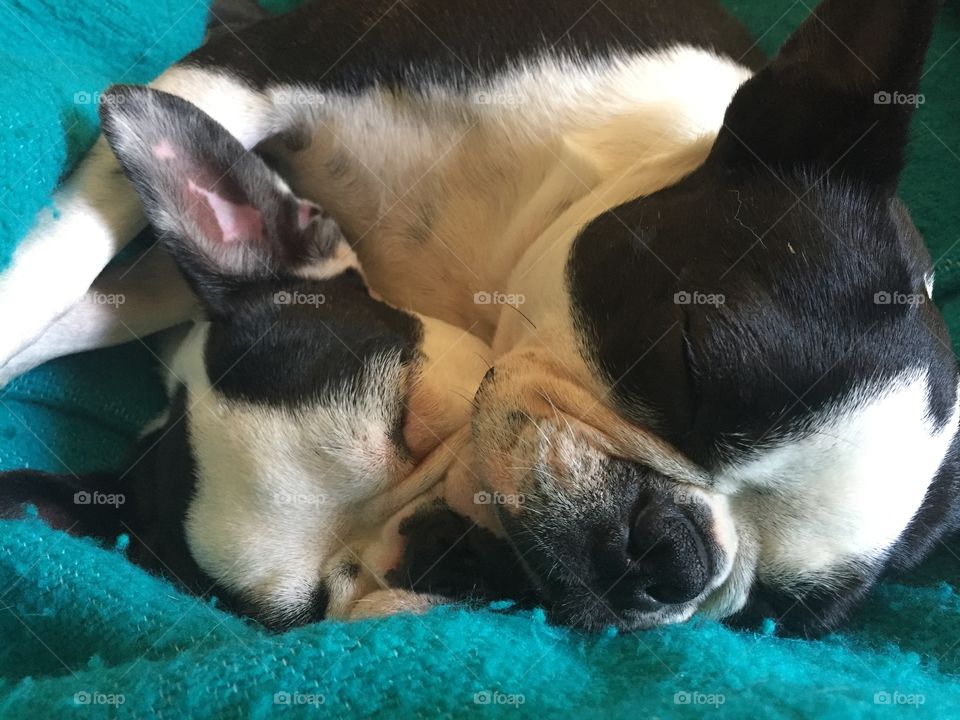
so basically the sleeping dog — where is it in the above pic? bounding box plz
[1,0,959,637]
[2,100,505,625]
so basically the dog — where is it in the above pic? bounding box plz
[1,111,501,625]
[1,0,958,638]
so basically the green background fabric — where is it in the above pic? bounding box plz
[1,1,958,717]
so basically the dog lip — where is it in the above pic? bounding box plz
[491,504,558,602]
[545,598,679,632]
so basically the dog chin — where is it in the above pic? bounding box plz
[549,601,699,633]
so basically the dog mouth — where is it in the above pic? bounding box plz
[383,489,717,632]
[380,399,721,631]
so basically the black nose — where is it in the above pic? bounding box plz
[627,495,710,604]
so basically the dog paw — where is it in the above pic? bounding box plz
[347,589,444,620]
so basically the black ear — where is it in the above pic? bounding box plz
[709,0,940,192]
[99,85,348,311]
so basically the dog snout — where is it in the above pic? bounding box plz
[499,468,719,629]
[628,492,710,605]
[579,490,712,616]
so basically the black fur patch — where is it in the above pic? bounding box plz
[568,175,958,468]
[387,500,538,606]
[186,0,765,91]
[723,568,878,639]
[0,390,218,598]
[203,269,423,411]
[567,0,952,467]
[0,470,132,538]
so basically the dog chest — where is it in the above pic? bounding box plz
[265,48,752,339]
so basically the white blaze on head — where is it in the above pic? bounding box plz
[716,369,958,580]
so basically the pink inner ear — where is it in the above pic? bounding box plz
[298,201,321,230]
[186,179,263,244]
[152,140,177,160]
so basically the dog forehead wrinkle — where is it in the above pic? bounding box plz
[716,368,960,578]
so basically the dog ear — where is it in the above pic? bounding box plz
[99,85,347,311]
[709,0,939,193]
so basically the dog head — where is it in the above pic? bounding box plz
[464,0,960,635]
[93,85,498,626]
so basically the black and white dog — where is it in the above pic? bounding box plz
[1,0,958,637]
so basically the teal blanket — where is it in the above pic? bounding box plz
[1,1,959,717]
[0,0,210,275]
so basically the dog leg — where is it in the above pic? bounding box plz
[0,238,196,386]
[347,589,445,620]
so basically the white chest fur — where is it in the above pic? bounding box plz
[268,48,752,342]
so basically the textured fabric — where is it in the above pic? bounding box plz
[0,0,209,275]
[1,1,959,718]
